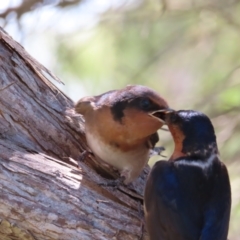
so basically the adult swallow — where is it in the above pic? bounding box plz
[75,85,169,184]
[144,110,231,240]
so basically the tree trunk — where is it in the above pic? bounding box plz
[0,27,149,240]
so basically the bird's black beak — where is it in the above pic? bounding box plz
[149,108,175,124]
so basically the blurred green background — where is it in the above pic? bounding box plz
[1,0,240,238]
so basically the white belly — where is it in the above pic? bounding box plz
[86,131,149,180]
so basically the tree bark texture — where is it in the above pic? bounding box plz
[0,28,150,240]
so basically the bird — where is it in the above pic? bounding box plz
[144,110,231,240]
[75,85,169,184]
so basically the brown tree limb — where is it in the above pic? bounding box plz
[0,27,149,240]
[0,0,84,20]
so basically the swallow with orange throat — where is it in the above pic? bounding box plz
[75,85,169,185]
[144,109,231,240]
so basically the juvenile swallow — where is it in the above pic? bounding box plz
[144,110,231,240]
[75,85,169,184]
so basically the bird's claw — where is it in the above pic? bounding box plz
[149,146,166,158]
[99,176,125,188]
[78,150,93,164]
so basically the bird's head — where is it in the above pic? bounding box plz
[153,109,218,159]
[108,85,169,134]
[75,85,169,144]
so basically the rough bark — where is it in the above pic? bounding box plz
[0,27,150,240]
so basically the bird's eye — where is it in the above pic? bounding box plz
[139,98,151,110]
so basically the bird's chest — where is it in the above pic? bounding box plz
[85,129,149,171]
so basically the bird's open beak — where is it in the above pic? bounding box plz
[148,108,175,124]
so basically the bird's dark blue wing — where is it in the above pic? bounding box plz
[144,160,185,240]
[200,162,231,240]
[144,158,231,240]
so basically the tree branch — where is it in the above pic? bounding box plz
[0,27,148,240]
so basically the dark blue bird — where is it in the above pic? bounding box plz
[144,110,231,240]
